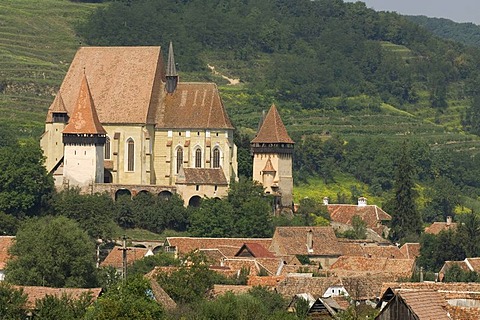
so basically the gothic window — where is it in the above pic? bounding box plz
[176,147,183,173]
[212,148,220,168]
[105,136,111,159]
[127,138,134,171]
[195,148,202,168]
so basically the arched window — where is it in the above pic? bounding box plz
[127,138,134,171]
[212,148,220,168]
[195,148,202,168]
[176,147,183,173]
[105,136,111,160]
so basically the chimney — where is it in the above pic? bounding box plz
[307,230,313,253]
[358,197,367,207]
[323,197,329,205]
[446,216,452,225]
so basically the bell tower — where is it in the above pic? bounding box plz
[251,104,294,209]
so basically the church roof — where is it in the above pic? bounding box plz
[161,83,234,129]
[45,92,67,122]
[53,46,166,125]
[176,167,228,185]
[63,74,106,135]
[251,104,294,144]
[48,46,234,130]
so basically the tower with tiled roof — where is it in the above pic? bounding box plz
[251,104,294,209]
[62,73,106,188]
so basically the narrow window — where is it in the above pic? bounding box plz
[195,148,202,168]
[105,136,111,159]
[212,148,220,168]
[176,147,183,173]
[127,138,134,171]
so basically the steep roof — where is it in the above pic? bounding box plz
[100,247,149,269]
[327,204,391,230]
[0,236,14,269]
[176,167,228,185]
[396,290,450,320]
[339,241,405,259]
[45,92,68,122]
[56,46,166,125]
[251,104,294,144]
[399,242,421,260]
[330,256,415,279]
[235,243,276,258]
[161,82,234,129]
[269,226,341,256]
[63,74,106,135]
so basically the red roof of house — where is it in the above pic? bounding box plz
[0,236,14,269]
[339,241,405,259]
[251,104,294,144]
[399,242,421,259]
[100,247,149,269]
[393,290,450,320]
[62,74,106,135]
[15,286,102,309]
[424,222,457,235]
[235,243,276,258]
[327,204,391,230]
[329,256,415,279]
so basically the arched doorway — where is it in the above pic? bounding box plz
[158,190,173,201]
[188,195,202,207]
[115,188,132,201]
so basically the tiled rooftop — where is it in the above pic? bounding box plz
[251,104,294,144]
[100,247,149,269]
[0,236,14,269]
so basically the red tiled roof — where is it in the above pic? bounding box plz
[176,167,228,185]
[162,83,234,129]
[397,290,450,320]
[262,158,276,173]
[45,92,67,122]
[339,241,405,259]
[100,247,149,269]
[467,258,480,271]
[251,104,294,144]
[0,236,14,269]
[329,256,415,279]
[62,74,106,135]
[424,222,457,235]
[211,285,252,297]
[327,204,391,230]
[269,226,341,256]
[235,243,276,258]
[165,237,272,258]
[15,286,102,309]
[399,242,421,259]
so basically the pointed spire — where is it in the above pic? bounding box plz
[165,42,178,94]
[46,91,69,123]
[63,73,106,135]
[251,104,294,144]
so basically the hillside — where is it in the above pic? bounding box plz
[0,0,97,139]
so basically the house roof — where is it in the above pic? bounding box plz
[251,104,294,144]
[176,167,228,185]
[100,247,149,269]
[146,277,177,310]
[399,242,421,259]
[269,226,341,256]
[339,241,405,259]
[162,82,234,129]
[165,237,272,258]
[235,243,276,258]
[327,204,391,230]
[381,281,480,300]
[0,236,14,269]
[62,74,106,135]
[424,222,457,235]
[397,290,451,320]
[276,276,344,298]
[15,286,102,309]
[329,256,415,279]
[467,258,480,271]
[211,285,252,297]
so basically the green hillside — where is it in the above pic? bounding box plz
[0,0,97,138]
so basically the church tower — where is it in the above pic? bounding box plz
[62,73,106,189]
[165,41,178,94]
[251,104,294,209]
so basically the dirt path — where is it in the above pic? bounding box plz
[207,64,240,85]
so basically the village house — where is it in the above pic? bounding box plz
[100,246,153,274]
[15,286,102,310]
[424,216,457,235]
[438,257,480,281]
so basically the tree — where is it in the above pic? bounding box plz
[389,141,423,241]
[6,216,97,288]
[34,292,93,319]
[84,276,163,320]
[0,282,28,319]
[422,177,460,223]
[0,140,54,217]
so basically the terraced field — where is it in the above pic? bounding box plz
[0,0,97,138]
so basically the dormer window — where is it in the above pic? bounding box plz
[52,112,68,123]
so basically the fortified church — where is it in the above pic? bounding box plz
[40,44,293,207]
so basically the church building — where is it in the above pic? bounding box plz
[251,104,294,209]
[40,44,238,206]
